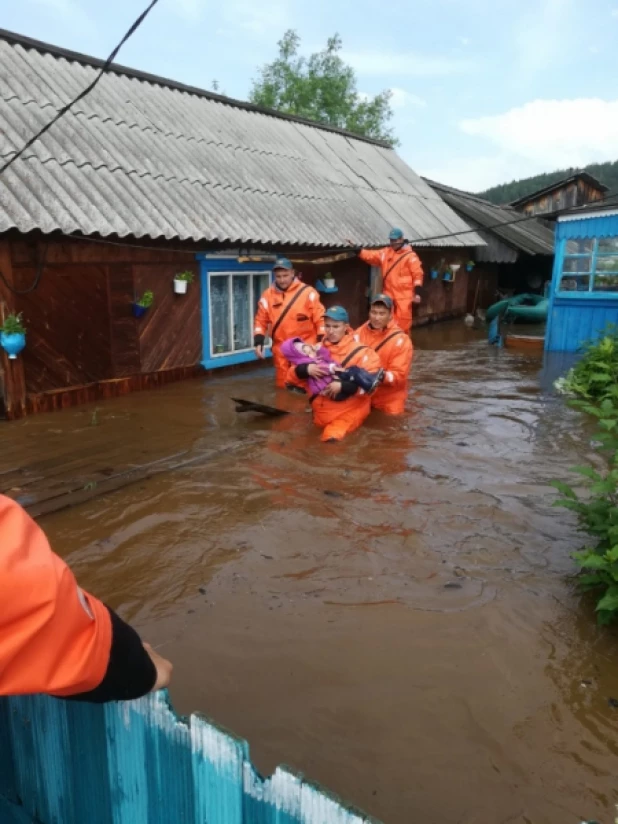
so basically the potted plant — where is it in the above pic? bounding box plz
[430,268,439,280]
[132,290,154,318]
[174,271,194,294]
[466,260,475,272]
[0,312,26,359]
[323,272,336,289]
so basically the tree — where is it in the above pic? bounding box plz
[250,30,397,146]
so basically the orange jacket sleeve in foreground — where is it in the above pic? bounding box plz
[359,248,385,268]
[383,335,414,389]
[0,495,112,697]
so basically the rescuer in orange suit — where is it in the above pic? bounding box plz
[346,228,424,333]
[254,257,325,388]
[289,305,383,442]
[355,294,414,416]
[0,495,172,700]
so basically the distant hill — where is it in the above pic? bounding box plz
[478,161,618,205]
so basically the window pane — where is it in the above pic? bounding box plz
[211,275,231,354]
[253,274,270,316]
[559,274,590,292]
[233,275,251,351]
[598,237,618,253]
[593,274,618,292]
[562,256,591,274]
[565,239,594,254]
[596,255,618,273]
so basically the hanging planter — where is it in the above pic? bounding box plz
[173,271,194,295]
[132,290,154,318]
[466,260,475,273]
[323,272,336,289]
[430,268,439,280]
[0,313,26,360]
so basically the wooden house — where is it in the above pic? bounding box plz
[510,172,608,220]
[0,29,484,421]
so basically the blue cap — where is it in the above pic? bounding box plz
[389,227,404,240]
[370,293,394,310]
[273,257,293,271]
[324,305,349,323]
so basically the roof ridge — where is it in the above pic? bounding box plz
[0,27,392,149]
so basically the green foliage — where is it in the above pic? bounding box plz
[1,312,26,335]
[136,290,154,308]
[250,30,397,146]
[479,160,618,204]
[555,326,618,401]
[553,333,618,624]
[175,271,194,283]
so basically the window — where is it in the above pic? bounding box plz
[209,271,270,356]
[558,236,618,294]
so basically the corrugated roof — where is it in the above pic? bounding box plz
[0,30,484,249]
[424,179,554,260]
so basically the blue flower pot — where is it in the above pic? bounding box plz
[132,303,148,318]
[466,264,474,272]
[430,269,439,280]
[0,331,26,359]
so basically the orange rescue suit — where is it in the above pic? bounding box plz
[359,245,424,333]
[356,320,413,415]
[0,495,112,697]
[254,279,325,388]
[291,332,382,441]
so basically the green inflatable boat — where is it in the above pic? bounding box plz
[485,293,548,324]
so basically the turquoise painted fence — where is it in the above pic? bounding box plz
[0,691,379,824]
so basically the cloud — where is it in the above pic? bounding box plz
[460,98,618,168]
[513,0,574,76]
[223,0,289,35]
[343,50,473,78]
[390,88,426,109]
[458,36,471,46]
[172,0,205,21]
[419,153,543,193]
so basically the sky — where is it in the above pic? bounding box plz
[1,0,618,192]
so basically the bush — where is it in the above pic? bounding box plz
[552,394,618,625]
[555,325,618,400]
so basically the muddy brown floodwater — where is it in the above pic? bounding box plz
[3,322,618,824]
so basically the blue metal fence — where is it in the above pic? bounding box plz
[0,691,379,824]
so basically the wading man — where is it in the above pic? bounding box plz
[254,258,325,388]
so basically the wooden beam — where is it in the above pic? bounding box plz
[0,240,26,420]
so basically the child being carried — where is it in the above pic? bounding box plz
[281,337,384,400]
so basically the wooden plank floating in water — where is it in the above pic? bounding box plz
[231,397,290,417]
[0,692,379,824]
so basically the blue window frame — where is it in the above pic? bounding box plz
[197,255,273,369]
[558,236,618,295]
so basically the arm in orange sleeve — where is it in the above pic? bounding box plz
[409,253,424,287]
[308,289,326,337]
[359,248,385,268]
[0,495,164,702]
[253,292,271,343]
[383,337,413,390]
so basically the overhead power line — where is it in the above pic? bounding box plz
[0,0,160,176]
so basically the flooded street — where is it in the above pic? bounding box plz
[3,321,618,824]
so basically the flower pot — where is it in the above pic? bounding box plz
[174,279,188,294]
[214,344,225,354]
[466,264,474,272]
[132,303,148,318]
[323,278,336,289]
[430,269,439,280]
[0,331,26,359]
